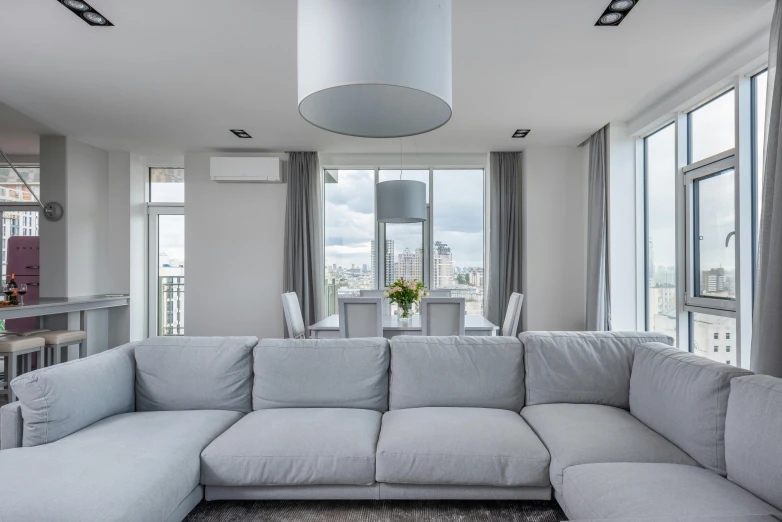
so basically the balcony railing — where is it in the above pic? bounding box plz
[159,276,184,336]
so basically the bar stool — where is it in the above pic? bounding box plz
[41,330,88,365]
[0,336,45,403]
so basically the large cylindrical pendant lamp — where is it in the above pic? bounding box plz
[297,0,452,138]
[376,180,427,223]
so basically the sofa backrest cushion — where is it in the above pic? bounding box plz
[389,336,524,411]
[135,336,257,413]
[10,342,137,447]
[630,342,752,476]
[253,338,389,411]
[520,331,673,409]
[725,375,782,511]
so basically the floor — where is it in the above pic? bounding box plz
[183,499,568,522]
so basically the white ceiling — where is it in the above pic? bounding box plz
[0,0,774,156]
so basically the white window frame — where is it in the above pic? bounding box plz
[147,204,184,338]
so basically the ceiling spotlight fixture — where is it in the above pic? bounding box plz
[512,129,531,138]
[230,129,253,139]
[58,0,114,26]
[596,0,638,26]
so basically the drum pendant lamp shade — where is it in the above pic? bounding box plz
[297,0,453,138]
[376,180,427,223]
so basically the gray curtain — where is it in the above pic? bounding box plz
[486,152,522,331]
[283,152,325,336]
[751,0,782,377]
[586,125,612,331]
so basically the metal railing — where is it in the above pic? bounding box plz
[159,276,184,336]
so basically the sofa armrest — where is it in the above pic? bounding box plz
[0,401,23,450]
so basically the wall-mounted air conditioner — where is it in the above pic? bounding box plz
[209,156,282,183]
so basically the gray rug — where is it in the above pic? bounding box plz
[184,500,567,522]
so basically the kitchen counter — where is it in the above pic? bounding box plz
[0,295,129,320]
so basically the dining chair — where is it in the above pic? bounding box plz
[338,297,383,338]
[426,289,451,298]
[281,292,306,339]
[420,297,465,336]
[359,289,392,315]
[502,292,525,337]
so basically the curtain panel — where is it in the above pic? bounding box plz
[586,125,612,331]
[283,151,325,336]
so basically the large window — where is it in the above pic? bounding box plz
[644,124,677,338]
[691,313,737,366]
[688,90,735,164]
[149,167,184,203]
[323,167,485,316]
[753,70,768,256]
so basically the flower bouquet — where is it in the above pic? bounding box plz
[384,278,426,321]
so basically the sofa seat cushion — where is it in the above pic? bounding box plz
[376,407,550,487]
[201,408,382,486]
[562,463,782,520]
[521,404,698,492]
[0,410,242,522]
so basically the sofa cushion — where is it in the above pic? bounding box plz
[376,407,549,487]
[388,336,524,410]
[561,463,781,520]
[253,338,389,411]
[725,375,782,511]
[201,408,381,486]
[521,403,698,492]
[0,410,242,522]
[10,342,137,447]
[630,343,752,476]
[519,331,673,409]
[135,336,257,413]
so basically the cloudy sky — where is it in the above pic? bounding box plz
[325,169,484,270]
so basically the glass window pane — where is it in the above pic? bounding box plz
[433,169,485,316]
[692,313,737,366]
[689,90,735,164]
[694,169,735,300]
[158,215,185,335]
[645,125,677,338]
[385,223,423,288]
[150,168,185,202]
[0,167,40,203]
[754,71,768,244]
[379,170,429,202]
[324,170,375,315]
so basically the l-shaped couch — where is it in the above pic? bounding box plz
[0,332,780,522]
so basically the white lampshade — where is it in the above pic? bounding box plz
[297,0,452,138]
[376,180,427,223]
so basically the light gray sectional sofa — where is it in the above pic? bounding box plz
[0,331,779,522]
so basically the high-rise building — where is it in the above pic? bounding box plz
[468,268,484,287]
[384,240,396,286]
[395,247,422,282]
[432,241,453,289]
[701,267,726,295]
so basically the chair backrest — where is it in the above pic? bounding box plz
[339,297,383,338]
[502,292,524,336]
[420,297,465,336]
[427,289,451,298]
[359,289,392,315]
[281,292,306,339]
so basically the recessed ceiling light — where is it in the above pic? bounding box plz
[609,0,635,11]
[512,129,531,138]
[57,0,114,26]
[595,0,638,26]
[230,129,253,139]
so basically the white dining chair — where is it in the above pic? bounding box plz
[426,289,451,297]
[420,297,465,336]
[502,292,525,337]
[339,297,383,338]
[281,292,306,339]
[359,289,392,315]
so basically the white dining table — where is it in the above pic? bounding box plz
[308,314,499,339]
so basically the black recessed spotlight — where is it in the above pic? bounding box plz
[58,0,114,26]
[595,0,638,26]
[512,129,531,138]
[230,129,253,139]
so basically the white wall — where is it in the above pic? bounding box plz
[107,151,146,347]
[521,146,588,331]
[184,153,288,340]
[608,123,639,331]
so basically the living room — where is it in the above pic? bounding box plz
[0,0,780,521]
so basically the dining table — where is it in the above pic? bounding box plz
[308,314,498,339]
